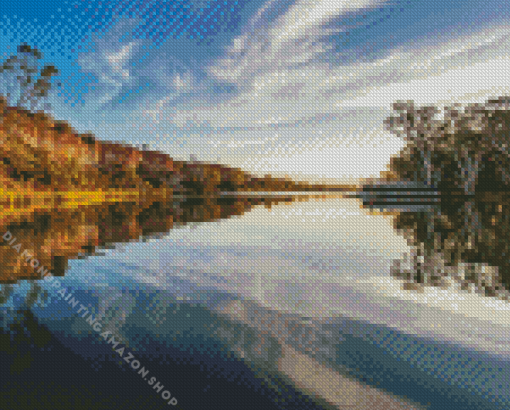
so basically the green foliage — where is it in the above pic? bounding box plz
[0,43,60,113]
[383,97,510,192]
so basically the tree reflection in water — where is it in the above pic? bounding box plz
[382,194,510,300]
[0,195,299,286]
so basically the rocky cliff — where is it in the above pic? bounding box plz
[0,96,339,195]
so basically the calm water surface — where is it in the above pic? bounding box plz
[2,194,510,410]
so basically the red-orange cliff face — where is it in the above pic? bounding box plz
[137,150,175,189]
[0,96,176,191]
[95,142,143,189]
[0,97,99,189]
[0,96,326,194]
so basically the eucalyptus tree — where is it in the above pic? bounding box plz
[0,43,59,113]
[383,100,443,188]
[384,97,510,194]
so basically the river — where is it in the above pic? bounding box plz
[1,193,509,410]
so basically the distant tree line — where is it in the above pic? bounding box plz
[0,44,332,194]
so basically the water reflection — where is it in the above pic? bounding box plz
[0,195,302,284]
[0,192,503,409]
[1,193,427,410]
[362,192,510,300]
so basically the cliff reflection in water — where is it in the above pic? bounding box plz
[365,193,510,300]
[0,195,299,284]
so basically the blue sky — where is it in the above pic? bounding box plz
[1,0,510,183]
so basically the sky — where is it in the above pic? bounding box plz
[1,0,510,183]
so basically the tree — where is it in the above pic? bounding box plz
[0,43,59,113]
[383,101,443,187]
[383,97,510,194]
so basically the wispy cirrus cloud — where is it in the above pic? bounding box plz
[68,0,510,182]
[161,22,510,131]
[77,18,142,110]
[143,0,390,130]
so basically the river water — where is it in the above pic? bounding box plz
[1,193,509,409]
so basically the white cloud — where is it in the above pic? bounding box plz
[143,0,389,129]
[99,2,510,182]
[164,23,510,130]
[77,18,142,108]
[338,25,510,108]
[172,72,194,90]
[180,25,506,121]
[207,0,387,85]
[106,42,135,80]
[207,135,279,148]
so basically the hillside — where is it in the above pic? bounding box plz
[0,96,220,193]
[174,161,358,194]
[0,96,342,196]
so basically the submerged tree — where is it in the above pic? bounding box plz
[0,43,60,113]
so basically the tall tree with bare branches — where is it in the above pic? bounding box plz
[0,43,60,113]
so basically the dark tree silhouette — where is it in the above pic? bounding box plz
[382,97,510,194]
[0,43,60,113]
